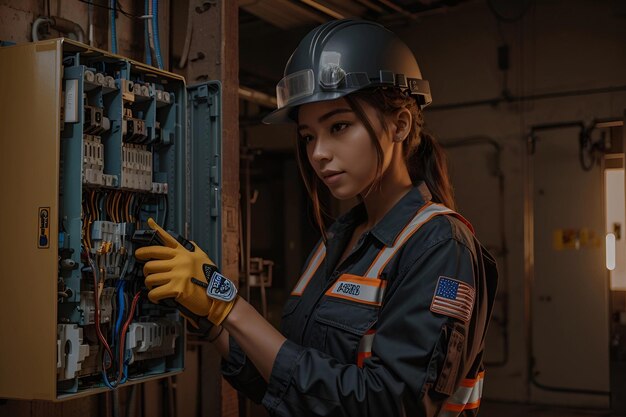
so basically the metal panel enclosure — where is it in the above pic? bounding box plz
[0,39,223,401]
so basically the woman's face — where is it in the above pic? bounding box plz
[297,97,394,200]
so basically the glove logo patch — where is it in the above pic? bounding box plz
[204,265,236,302]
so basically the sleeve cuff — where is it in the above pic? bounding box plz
[221,335,247,376]
[262,339,305,412]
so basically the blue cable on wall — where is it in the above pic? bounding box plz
[144,0,152,66]
[152,0,164,69]
[110,0,118,54]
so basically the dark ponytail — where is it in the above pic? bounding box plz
[410,131,455,209]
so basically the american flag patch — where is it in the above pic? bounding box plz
[430,276,475,322]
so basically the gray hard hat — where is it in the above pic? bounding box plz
[262,19,432,124]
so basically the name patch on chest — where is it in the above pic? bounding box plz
[326,274,386,306]
[335,283,361,296]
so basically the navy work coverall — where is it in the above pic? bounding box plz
[222,183,498,416]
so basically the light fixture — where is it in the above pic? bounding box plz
[606,233,616,271]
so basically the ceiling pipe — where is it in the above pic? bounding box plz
[239,86,278,108]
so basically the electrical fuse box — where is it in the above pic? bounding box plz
[0,39,222,400]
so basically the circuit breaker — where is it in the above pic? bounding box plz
[0,39,222,400]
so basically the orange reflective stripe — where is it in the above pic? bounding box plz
[443,403,465,412]
[443,372,484,416]
[464,399,481,410]
[448,212,475,235]
[291,242,325,296]
[390,201,434,247]
[356,329,376,367]
[443,399,481,412]
[356,351,372,367]
[459,371,484,387]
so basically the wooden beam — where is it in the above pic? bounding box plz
[174,1,240,416]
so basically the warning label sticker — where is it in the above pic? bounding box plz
[38,207,50,249]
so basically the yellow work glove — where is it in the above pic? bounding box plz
[134,218,237,326]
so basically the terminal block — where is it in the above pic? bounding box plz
[122,144,152,190]
[82,135,104,185]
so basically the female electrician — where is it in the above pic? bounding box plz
[136,19,498,417]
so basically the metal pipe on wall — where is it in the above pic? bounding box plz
[32,16,85,43]
[429,85,626,112]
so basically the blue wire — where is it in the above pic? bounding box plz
[114,280,125,347]
[144,0,152,66]
[152,0,164,69]
[110,0,118,54]
[101,280,126,389]
[102,370,115,389]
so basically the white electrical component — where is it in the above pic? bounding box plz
[91,221,127,251]
[95,72,106,86]
[155,89,172,106]
[90,222,130,278]
[79,291,95,324]
[100,287,114,323]
[154,318,181,351]
[84,70,95,83]
[118,79,135,102]
[126,317,181,364]
[57,324,90,381]
[104,76,116,89]
[78,288,113,324]
[80,287,115,325]
[102,174,118,187]
[82,135,104,185]
[91,221,117,251]
[151,182,168,194]
[122,108,147,142]
[142,147,152,190]
[83,71,97,93]
[64,79,79,123]
[83,105,109,135]
[122,144,152,191]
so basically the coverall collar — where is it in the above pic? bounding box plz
[328,182,433,247]
[368,182,432,247]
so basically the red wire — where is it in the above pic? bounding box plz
[88,255,114,370]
